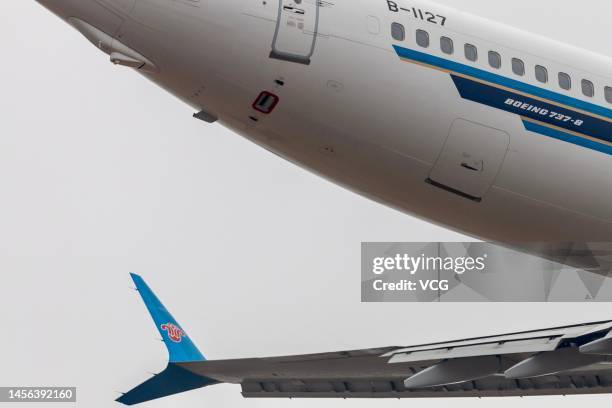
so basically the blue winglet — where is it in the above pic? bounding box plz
[117,274,216,405]
[130,273,205,363]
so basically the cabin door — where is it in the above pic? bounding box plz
[270,0,319,65]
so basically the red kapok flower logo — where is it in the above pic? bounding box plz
[160,323,185,343]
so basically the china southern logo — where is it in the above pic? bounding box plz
[160,323,185,343]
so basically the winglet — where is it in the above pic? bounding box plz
[130,273,205,363]
[117,274,216,405]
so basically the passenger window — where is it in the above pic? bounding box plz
[558,72,572,90]
[535,65,548,83]
[464,44,478,61]
[605,86,612,104]
[582,79,594,97]
[488,51,501,69]
[416,29,429,48]
[511,58,525,76]
[440,36,454,54]
[391,22,405,41]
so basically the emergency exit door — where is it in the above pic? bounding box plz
[428,119,510,201]
[270,0,319,65]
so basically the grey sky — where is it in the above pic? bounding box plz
[2,1,612,407]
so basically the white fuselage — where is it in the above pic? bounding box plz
[37,0,612,244]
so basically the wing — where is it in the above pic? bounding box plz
[180,320,612,398]
[120,275,612,404]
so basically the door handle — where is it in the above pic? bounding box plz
[461,160,484,172]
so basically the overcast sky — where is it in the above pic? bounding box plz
[2,1,612,407]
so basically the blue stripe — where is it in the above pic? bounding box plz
[523,120,612,155]
[393,45,612,119]
[451,75,612,144]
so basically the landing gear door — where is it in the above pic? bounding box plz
[270,0,319,65]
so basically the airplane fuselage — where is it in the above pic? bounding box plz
[37,0,612,243]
